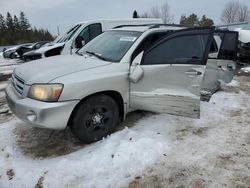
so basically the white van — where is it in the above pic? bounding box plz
[22,19,162,61]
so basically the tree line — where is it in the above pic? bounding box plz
[133,0,250,26]
[0,11,54,46]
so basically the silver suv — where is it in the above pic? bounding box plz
[5,25,238,143]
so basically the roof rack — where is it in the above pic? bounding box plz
[149,24,187,29]
[113,23,187,30]
[113,24,156,29]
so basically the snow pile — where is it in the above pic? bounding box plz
[0,117,171,187]
[241,66,250,73]
[225,79,239,87]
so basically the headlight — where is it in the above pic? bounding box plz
[28,84,63,102]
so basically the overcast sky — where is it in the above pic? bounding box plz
[1,0,250,35]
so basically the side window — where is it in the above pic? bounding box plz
[78,27,90,44]
[209,38,218,53]
[89,24,102,40]
[218,32,238,60]
[131,32,171,62]
[142,34,209,65]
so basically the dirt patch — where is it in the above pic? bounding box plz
[175,126,209,140]
[34,171,48,188]
[117,111,153,129]
[13,111,149,159]
[128,165,209,188]
[6,169,15,180]
[221,76,250,95]
[13,124,84,159]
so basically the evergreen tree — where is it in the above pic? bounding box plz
[180,13,214,27]
[198,15,214,26]
[0,14,6,30]
[6,12,14,30]
[180,14,199,26]
[13,15,20,31]
[133,10,139,18]
[19,11,30,31]
[0,11,54,45]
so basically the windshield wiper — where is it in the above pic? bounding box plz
[86,51,107,61]
[75,51,83,56]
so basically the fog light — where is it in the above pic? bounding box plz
[27,111,37,122]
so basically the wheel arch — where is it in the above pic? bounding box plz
[67,90,125,127]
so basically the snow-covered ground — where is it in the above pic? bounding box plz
[1,77,250,188]
[241,66,250,73]
[0,52,22,80]
[0,57,250,187]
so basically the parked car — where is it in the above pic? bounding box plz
[3,43,33,59]
[22,41,51,61]
[5,25,237,143]
[3,41,49,59]
[23,19,163,61]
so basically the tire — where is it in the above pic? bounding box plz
[71,94,119,143]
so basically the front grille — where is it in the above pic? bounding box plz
[11,72,25,96]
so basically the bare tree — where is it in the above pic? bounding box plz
[140,12,150,18]
[160,3,174,24]
[150,6,161,18]
[221,0,250,23]
[238,4,250,22]
[140,3,174,23]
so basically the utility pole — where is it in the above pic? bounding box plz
[57,26,60,36]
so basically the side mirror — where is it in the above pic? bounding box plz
[75,36,85,49]
[129,52,144,83]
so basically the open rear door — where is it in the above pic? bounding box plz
[130,27,214,118]
[202,30,238,99]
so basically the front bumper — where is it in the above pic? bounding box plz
[23,52,42,61]
[5,84,79,130]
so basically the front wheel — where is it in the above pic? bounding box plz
[70,94,119,143]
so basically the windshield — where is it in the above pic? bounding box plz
[78,30,141,62]
[57,24,83,43]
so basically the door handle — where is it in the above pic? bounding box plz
[185,70,202,75]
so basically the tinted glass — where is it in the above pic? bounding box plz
[218,33,237,60]
[143,34,209,65]
[89,24,102,40]
[78,27,90,43]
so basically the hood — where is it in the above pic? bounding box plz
[34,42,65,54]
[238,30,250,43]
[5,45,20,52]
[14,55,111,84]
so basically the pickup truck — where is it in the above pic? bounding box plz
[5,25,238,143]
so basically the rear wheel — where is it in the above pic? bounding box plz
[71,94,119,143]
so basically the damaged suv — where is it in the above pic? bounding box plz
[5,25,238,143]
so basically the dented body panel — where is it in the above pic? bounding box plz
[130,64,206,118]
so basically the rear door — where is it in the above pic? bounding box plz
[130,28,214,118]
[216,31,238,82]
[202,31,238,94]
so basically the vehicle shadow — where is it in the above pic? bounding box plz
[13,110,152,159]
